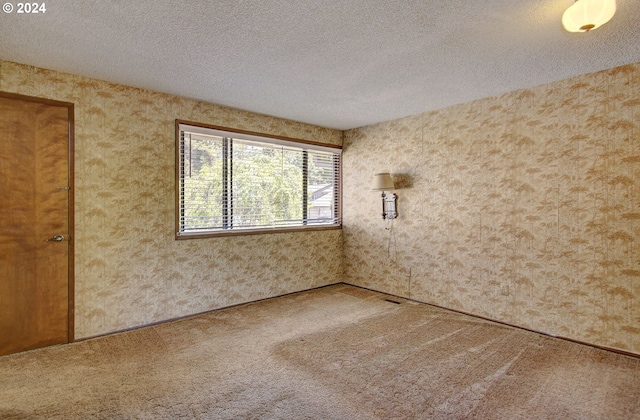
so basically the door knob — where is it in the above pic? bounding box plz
[45,234,65,242]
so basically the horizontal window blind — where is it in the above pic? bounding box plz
[177,123,341,237]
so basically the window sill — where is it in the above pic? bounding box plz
[175,224,342,240]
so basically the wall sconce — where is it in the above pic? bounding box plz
[562,0,616,32]
[372,172,397,219]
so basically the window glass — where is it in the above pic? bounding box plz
[177,122,341,237]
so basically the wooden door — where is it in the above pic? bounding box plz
[0,93,74,356]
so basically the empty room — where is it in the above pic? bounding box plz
[1,1,639,418]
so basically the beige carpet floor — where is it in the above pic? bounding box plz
[1,284,639,419]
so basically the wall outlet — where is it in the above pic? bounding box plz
[500,284,509,296]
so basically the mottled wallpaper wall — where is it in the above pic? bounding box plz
[343,62,640,354]
[2,58,639,355]
[0,60,343,339]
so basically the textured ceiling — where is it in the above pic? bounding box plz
[1,0,639,130]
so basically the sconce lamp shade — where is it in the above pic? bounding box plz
[372,173,395,191]
[562,0,616,32]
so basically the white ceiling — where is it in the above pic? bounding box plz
[1,0,639,130]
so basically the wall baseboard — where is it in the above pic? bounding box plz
[77,281,640,360]
[76,283,342,342]
[342,282,640,360]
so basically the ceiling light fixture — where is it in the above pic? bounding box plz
[562,0,616,32]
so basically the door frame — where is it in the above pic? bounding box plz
[0,91,75,343]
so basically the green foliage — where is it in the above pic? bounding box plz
[182,141,224,230]
[231,144,303,227]
[182,136,318,229]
